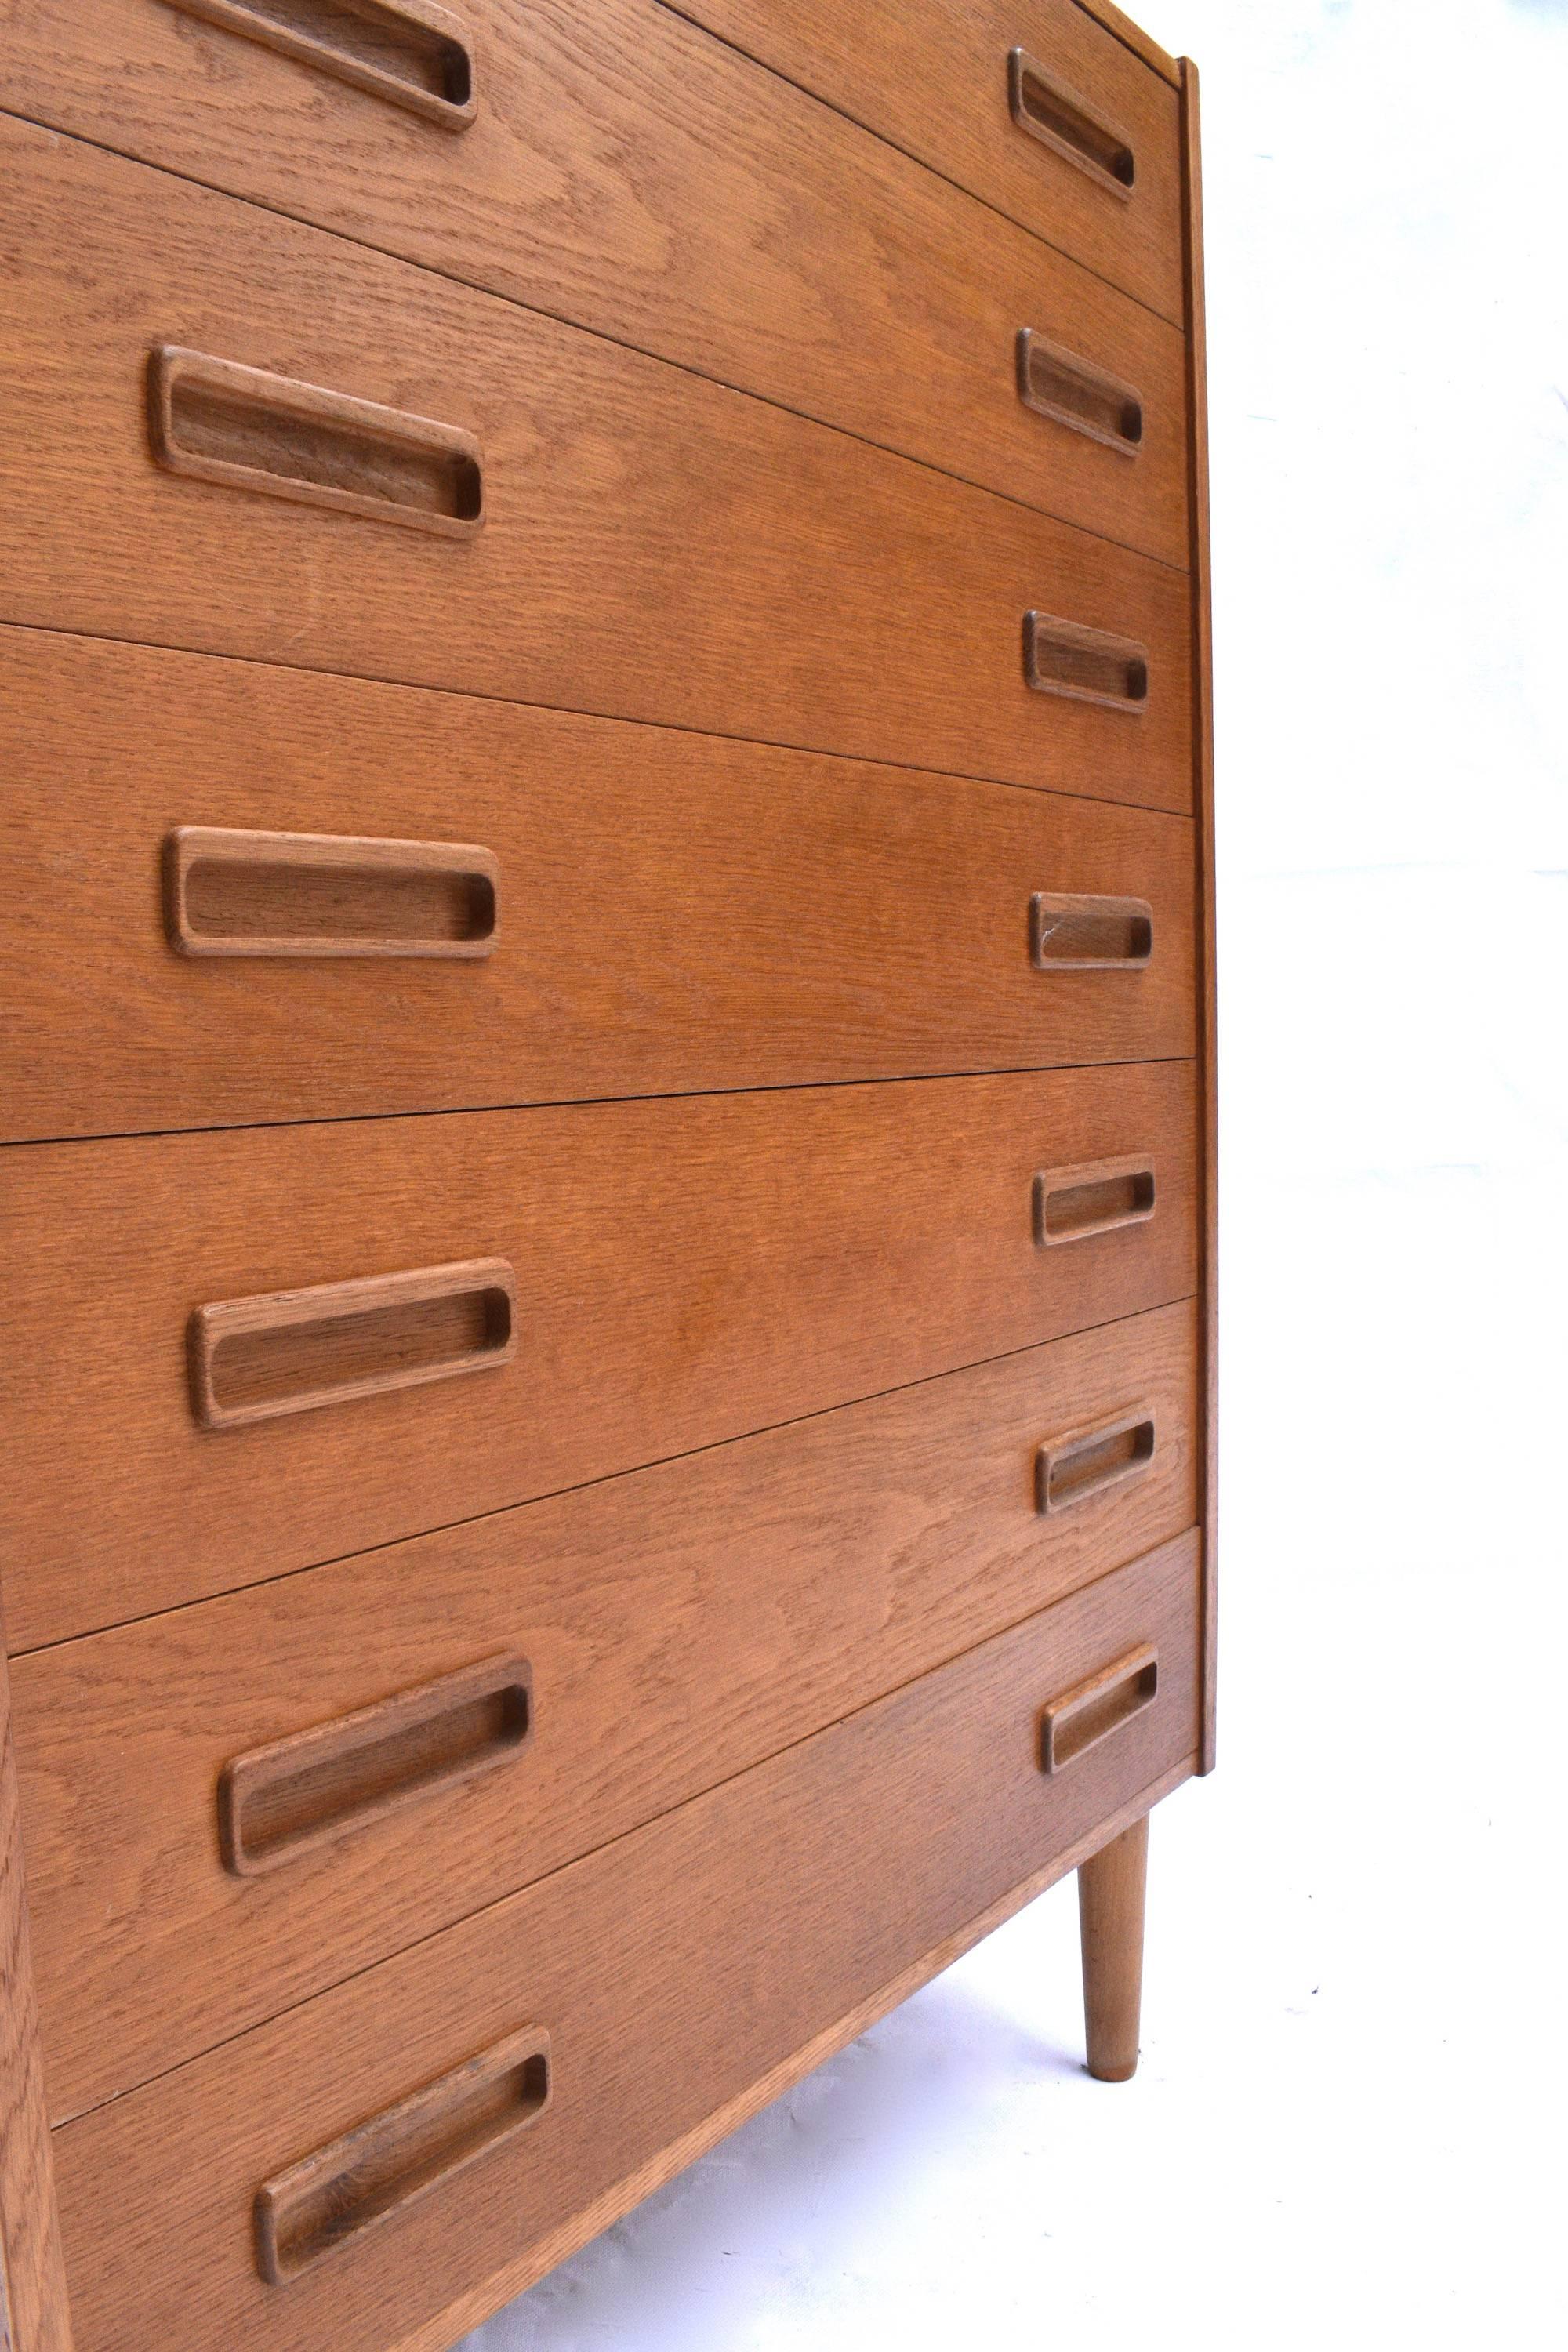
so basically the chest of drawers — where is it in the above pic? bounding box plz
[0,6,1215,2347]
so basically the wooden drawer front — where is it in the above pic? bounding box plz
[0,628,1196,1145]
[0,118,1192,816]
[1,1,1189,567]
[0,1063,1196,1652]
[50,1534,1200,2352]
[15,1300,1198,2122]
[677,0,1186,325]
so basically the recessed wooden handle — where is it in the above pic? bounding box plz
[1034,1159,1156,1246]
[1040,1646,1158,1773]
[219,1653,532,1876]
[1030,894,1152,970]
[190,1258,516,1430]
[165,828,499,959]
[1024,612,1149,711]
[147,347,484,535]
[162,0,477,129]
[1016,328,1143,455]
[1007,47,1135,194]
[1036,1412,1156,1514]
[255,2025,551,2284]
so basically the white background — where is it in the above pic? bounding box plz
[465,4,1568,2343]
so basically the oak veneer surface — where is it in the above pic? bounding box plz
[0,0,1189,566]
[0,1634,71,2352]
[0,627,1197,1143]
[0,114,1193,816]
[13,1300,1199,2122]
[0,1064,1197,1653]
[50,1536,1201,2352]
[677,0,1186,323]
[1181,57,1221,1771]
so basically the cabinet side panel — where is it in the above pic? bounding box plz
[0,1631,72,2351]
[1181,58,1218,1774]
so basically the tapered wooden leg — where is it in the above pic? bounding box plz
[1077,1811,1149,2082]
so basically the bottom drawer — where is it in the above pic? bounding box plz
[53,1533,1200,2352]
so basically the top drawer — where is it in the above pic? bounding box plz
[679,0,1188,324]
[0,116,1192,813]
[0,0,1189,564]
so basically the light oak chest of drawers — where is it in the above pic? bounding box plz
[0,5,1216,2348]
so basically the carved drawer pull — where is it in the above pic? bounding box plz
[1024,611,1149,710]
[1007,46,1135,194]
[162,0,477,129]
[189,1258,517,1429]
[148,346,484,535]
[219,1653,533,1875]
[254,2027,552,2283]
[1029,892,1152,970]
[1033,1158,1156,1246]
[1040,1645,1159,1773]
[1016,328,1143,455]
[165,827,499,959]
[1036,1411,1156,1514]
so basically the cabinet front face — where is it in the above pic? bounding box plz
[0,10,1213,2352]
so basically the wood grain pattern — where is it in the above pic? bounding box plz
[0,0,1189,561]
[1077,1809,1149,2078]
[49,1537,1200,2352]
[1181,56,1221,1775]
[0,627,1196,1144]
[359,1752,1196,2352]
[0,118,1193,814]
[2,4,1210,2332]
[1068,0,1180,85]
[670,0,1186,321]
[0,1623,72,2352]
[0,1063,1199,1654]
[12,1300,1198,2121]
